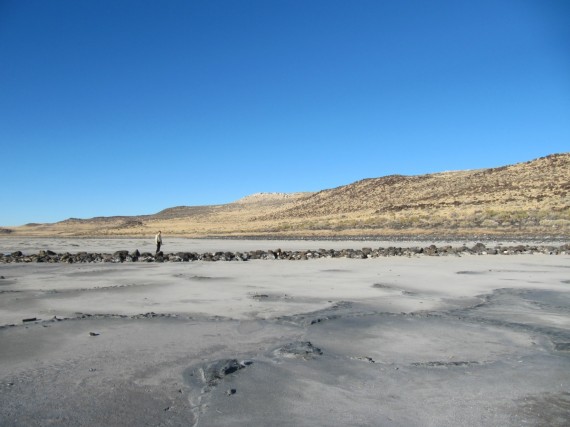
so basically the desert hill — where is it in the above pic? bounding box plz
[4,153,570,238]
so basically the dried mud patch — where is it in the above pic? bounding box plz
[273,341,323,360]
[372,283,394,289]
[456,270,487,275]
[248,293,292,302]
[174,274,233,282]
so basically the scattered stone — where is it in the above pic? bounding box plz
[191,359,248,389]
[411,361,480,367]
[113,250,129,261]
[372,283,392,289]
[276,341,323,359]
[226,388,237,396]
[352,356,376,363]
[0,244,568,264]
[197,359,247,387]
[471,242,486,252]
[89,332,100,337]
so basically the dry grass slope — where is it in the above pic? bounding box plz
[6,153,570,238]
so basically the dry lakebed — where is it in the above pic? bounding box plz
[0,238,569,426]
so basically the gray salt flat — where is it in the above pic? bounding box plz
[0,238,569,426]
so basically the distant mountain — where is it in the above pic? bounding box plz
[6,153,570,238]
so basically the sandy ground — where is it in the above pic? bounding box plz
[1,238,569,426]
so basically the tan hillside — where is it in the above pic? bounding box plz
[4,153,570,238]
[257,153,570,234]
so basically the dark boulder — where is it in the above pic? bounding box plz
[471,243,487,253]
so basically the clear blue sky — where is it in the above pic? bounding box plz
[1,0,569,226]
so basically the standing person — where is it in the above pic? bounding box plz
[155,231,162,254]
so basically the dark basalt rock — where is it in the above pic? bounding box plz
[113,250,129,262]
[472,242,487,253]
[202,359,243,385]
[0,244,567,264]
[185,359,252,389]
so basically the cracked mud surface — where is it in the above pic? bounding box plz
[0,246,569,426]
